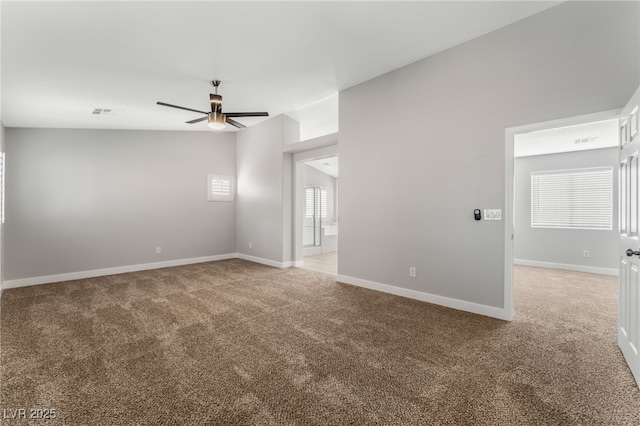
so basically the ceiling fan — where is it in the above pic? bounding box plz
[157,80,268,130]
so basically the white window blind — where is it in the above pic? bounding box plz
[305,188,315,218]
[305,187,328,218]
[207,174,234,201]
[211,179,230,196]
[531,167,613,230]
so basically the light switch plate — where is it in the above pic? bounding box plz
[484,209,502,221]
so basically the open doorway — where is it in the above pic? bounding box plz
[514,119,619,274]
[300,156,338,275]
[504,109,622,319]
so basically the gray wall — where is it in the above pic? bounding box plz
[236,115,298,264]
[338,1,639,308]
[5,128,237,280]
[515,148,618,271]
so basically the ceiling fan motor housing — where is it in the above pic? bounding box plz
[209,94,222,112]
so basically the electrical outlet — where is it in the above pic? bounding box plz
[409,267,417,278]
[155,247,161,254]
[583,250,590,258]
[249,242,253,249]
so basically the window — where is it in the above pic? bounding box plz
[305,187,315,218]
[207,174,234,201]
[304,186,327,218]
[531,167,613,230]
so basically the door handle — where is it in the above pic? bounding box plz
[626,249,640,257]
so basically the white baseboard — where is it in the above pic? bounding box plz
[336,274,510,321]
[236,253,289,269]
[2,256,509,323]
[293,260,304,267]
[2,253,238,290]
[514,259,618,276]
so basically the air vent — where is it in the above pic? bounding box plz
[573,137,598,145]
[92,108,123,116]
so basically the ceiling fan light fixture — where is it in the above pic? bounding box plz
[208,112,226,130]
[158,79,268,129]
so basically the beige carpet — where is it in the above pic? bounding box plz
[1,260,639,425]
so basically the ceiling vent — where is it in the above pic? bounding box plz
[573,137,598,145]
[92,108,123,116]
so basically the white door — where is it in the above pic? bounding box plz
[619,86,640,388]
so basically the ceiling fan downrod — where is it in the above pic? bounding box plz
[209,80,222,113]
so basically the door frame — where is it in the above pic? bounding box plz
[283,133,338,267]
[504,108,622,320]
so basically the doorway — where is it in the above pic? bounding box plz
[513,119,619,275]
[300,156,338,275]
[288,137,338,273]
[504,109,622,319]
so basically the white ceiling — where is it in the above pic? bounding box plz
[306,156,339,178]
[1,1,562,133]
[514,119,619,157]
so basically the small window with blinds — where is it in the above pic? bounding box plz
[531,167,613,230]
[207,174,234,202]
[305,186,328,218]
[305,187,315,218]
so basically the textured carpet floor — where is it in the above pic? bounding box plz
[1,260,639,425]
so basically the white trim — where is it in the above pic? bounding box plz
[293,260,304,267]
[514,259,618,276]
[505,128,515,321]
[2,253,237,289]
[236,253,289,269]
[283,132,338,154]
[336,274,511,321]
[505,108,622,322]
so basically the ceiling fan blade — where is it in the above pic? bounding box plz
[157,101,207,115]
[224,112,269,117]
[225,118,246,129]
[186,116,208,124]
